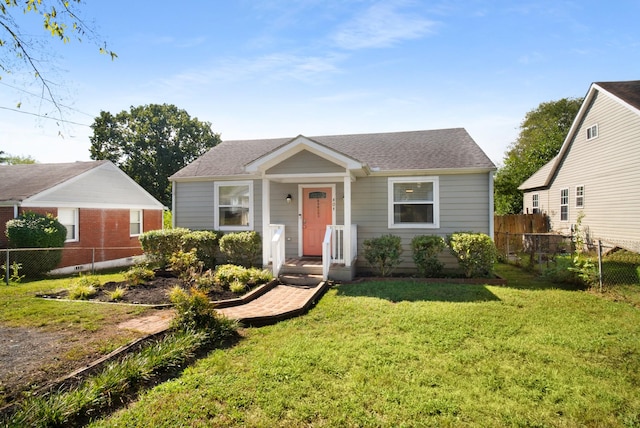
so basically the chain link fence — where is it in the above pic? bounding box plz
[495,232,640,289]
[1,247,144,284]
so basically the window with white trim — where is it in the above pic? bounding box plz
[388,177,439,228]
[586,124,598,140]
[214,181,253,230]
[575,185,584,208]
[58,208,78,242]
[130,210,143,236]
[560,188,569,221]
[532,194,539,214]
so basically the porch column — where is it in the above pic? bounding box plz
[343,175,352,267]
[262,178,270,267]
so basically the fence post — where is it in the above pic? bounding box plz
[506,232,510,261]
[597,240,603,292]
[4,249,8,285]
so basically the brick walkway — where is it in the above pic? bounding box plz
[119,281,329,333]
[217,282,329,326]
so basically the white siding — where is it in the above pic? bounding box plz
[25,163,163,210]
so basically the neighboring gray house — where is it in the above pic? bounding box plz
[519,80,640,253]
[170,129,496,280]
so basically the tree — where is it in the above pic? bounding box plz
[89,104,221,207]
[1,0,115,112]
[0,153,36,164]
[494,97,583,215]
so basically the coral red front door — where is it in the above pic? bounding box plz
[302,187,332,256]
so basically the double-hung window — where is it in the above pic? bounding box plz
[532,194,539,214]
[130,210,143,236]
[58,208,79,242]
[575,185,584,208]
[214,181,253,230]
[560,188,569,221]
[388,177,439,228]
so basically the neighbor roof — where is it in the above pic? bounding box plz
[171,128,495,179]
[596,80,640,111]
[0,161,108,203]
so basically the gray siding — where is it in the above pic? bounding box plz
[352,173,491,270]
[526,90,640,251]
[174,181,215,230]
[266,150,345,174]
[174,180,262,232]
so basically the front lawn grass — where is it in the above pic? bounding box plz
[0,272,149,331]
[91,265,640,427]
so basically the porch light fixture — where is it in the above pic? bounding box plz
[286,194,292,204]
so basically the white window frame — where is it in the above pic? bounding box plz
[586,124,598,140]
[575,185,584,208]
[214,180,254,231]
[560,188,569,222]
[58,208,79,242]
[388,176,439,229]
[130,209,143,237]
[532,194,539,214]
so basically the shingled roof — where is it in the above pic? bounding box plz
[0,161,108,203]
[171,128,495,179]
[597,80,640,111]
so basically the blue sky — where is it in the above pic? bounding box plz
[1,0,639,166]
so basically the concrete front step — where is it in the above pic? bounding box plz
[279,274,323,287]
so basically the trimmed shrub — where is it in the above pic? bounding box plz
[6,212,67,278]
[139,228,190,268]
[447,232,497,278]
[411,235,446,277]
[214,264,273,290]
[123,264,155,286]
[219,231,261,267]
[363,234,403,277]
[169,249,202,280]
[169,286,237,333]
[181,230,219,270]
[214,264,252,289]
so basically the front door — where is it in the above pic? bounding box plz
[302,187,333,256]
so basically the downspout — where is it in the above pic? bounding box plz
[488,172,495,239]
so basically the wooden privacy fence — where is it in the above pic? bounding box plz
[494,213,550,256]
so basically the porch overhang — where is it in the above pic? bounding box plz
[244,135,369,176]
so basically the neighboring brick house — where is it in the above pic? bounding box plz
[0,160,165,273]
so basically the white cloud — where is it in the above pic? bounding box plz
[332,1,436,50]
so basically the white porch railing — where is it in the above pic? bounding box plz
[322,224,358,280]
[269,224,285,277]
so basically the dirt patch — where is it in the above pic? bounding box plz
[1,275,247,409]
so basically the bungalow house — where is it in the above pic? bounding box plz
[519,80,640,253]
[170,128,496,280]
[0,160,165,273]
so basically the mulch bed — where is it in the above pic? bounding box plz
[39,274,240,306]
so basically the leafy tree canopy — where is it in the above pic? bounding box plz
[0,152,36,164]
[1,0,115,111]
[89,104,221,207]
[494,97,583,215]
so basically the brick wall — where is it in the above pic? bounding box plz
[2,207,163,268]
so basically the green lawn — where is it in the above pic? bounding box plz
[90,265,640,427]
